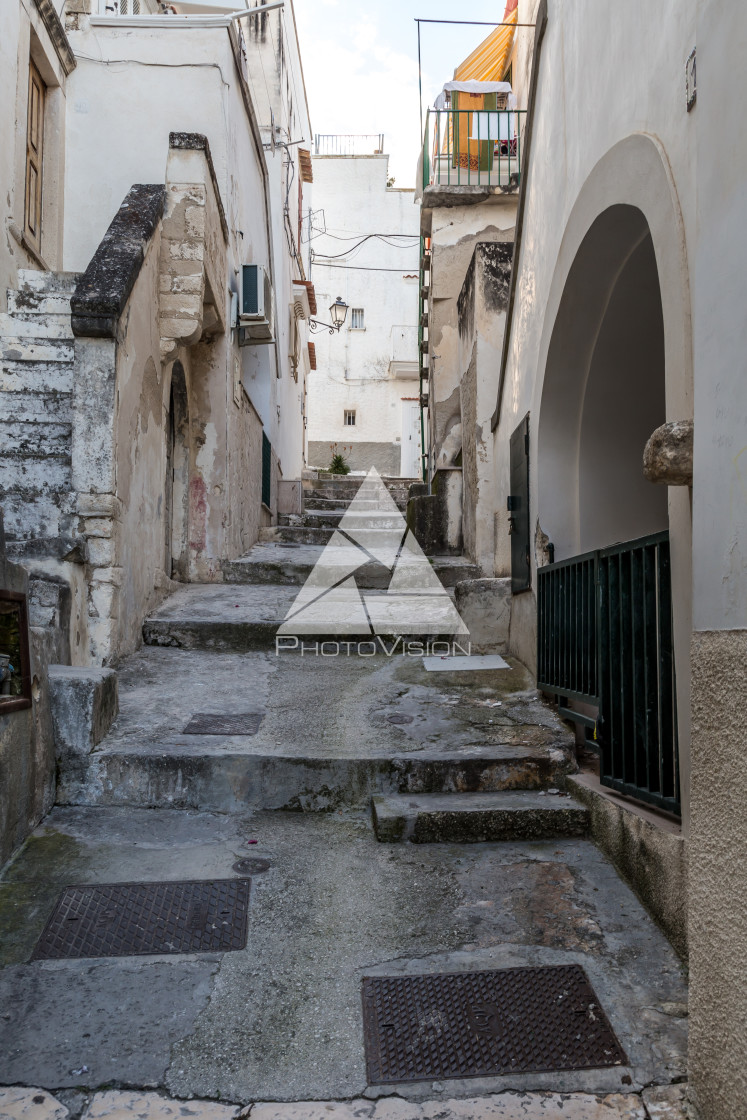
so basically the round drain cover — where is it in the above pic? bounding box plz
[233,858,271,874]
[387,713,414,725]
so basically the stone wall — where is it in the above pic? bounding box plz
[308,441,400,477]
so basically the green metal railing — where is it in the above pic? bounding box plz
[422,109,527,191]
[537,531,680,816]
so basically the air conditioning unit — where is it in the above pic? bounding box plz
[240,264,275,342]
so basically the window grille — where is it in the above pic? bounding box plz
[344,410,356,426]
[350,308,365,330]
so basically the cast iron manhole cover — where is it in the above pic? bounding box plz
[31,879,251,961]
[362,965,627,1083]
[183,712,263,735]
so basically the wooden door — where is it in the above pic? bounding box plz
[25,61,45,254]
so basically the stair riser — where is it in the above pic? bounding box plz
[278,514,405,530]
[55,753,566,813]
[0,360,74,394]
[7,290,73,315]
[143,620,468,652]
[0,338,74,363]
[0,313,73,339]
[220,559,479,588]
[374,807,589,843]
[0,392,72,423]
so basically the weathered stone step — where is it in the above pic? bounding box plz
[0,312,73,339]
[0,389,73,423]
[221,543,481,588]
[372,791,589,843]
[0,359,74,393]
[259,524,336,546]
[17,268,79,293]
[57,745,572,814]
[142,583,467,652]
[0,337,74,363]
[0,419,72,456]
[278,510,406,530]
[7,288,73,315]
[303,496,394,511]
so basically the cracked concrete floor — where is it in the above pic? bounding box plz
[0,806,687,1110]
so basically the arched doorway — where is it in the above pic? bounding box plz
[537,205,667,557]
[165,360,190,581]
[536,205,678,815]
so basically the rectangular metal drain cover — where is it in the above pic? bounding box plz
[31,879,250,961]
[183,712,263,735]
[362,965,627,1084]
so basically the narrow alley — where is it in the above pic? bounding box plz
[1,477,687,1119]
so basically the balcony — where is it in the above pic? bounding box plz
[421,108,526,202]
[389,325,418,380]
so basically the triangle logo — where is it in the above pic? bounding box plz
[277,467,469,637]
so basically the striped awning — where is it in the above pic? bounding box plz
[454,0,517,83]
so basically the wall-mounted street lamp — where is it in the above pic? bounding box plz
[309,297,348,335]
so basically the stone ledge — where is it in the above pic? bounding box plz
[71,185,166,338]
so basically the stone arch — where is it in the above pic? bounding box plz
[538,205,667,555]
[534,134,693,559]
[532,132,693,825]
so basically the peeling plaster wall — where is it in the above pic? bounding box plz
[458,244,513,573]
[427,205,516,461]
[112,237,169,657]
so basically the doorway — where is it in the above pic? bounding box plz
[400,399,421,478]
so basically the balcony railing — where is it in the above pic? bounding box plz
[98,0,160,13]
[314,134,385,156]
[422,108,526,190]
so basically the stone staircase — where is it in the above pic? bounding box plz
[54,468,586,844]
[0,270,79,551]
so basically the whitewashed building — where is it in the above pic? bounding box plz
[417,2,747,1115]
[0,0,314,665]
[306,139,421,477]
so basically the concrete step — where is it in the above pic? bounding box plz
[221,543,481,588]
[372,791,589,843]
[142,583,467,651]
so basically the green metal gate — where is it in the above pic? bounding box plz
[537,531,680,816]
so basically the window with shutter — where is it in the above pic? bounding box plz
[25,61,45,254]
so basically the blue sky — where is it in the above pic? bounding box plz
[293,0,512,186]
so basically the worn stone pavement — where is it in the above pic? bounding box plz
[0,626,689,1118]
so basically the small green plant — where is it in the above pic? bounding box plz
[329,444,351,475]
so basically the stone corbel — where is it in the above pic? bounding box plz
[159,134,229,364]
[643,420,694,486]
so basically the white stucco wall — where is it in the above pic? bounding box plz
[62,17,310,487]
[307,153,421,475]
